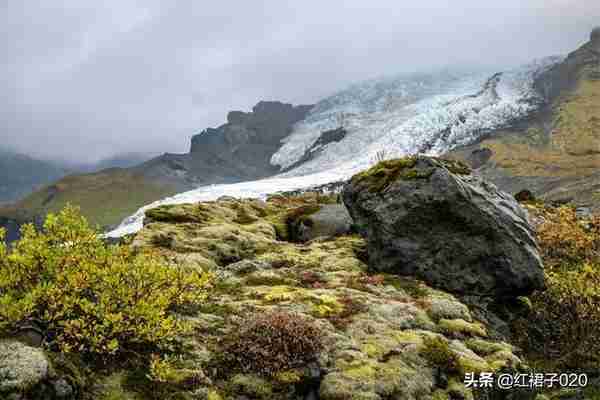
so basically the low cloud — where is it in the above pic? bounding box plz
[1,0,599,161]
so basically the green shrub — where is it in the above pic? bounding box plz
[0,205,211,357]
[219,311,323,377]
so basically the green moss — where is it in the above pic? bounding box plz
[47,353,88,393]
[456,356,489,375]
[260,285,298,303]
[307,293,344,317]
[583,385,600,400]
[96,373,143,400]
[350,156,471,193]
[145,204,206,223]
[433,157,472,175]
[447,378,474,400]
[438,319,487,337]
[274,370,302,384]
[207,390,224,400]
[549,388,581,399]
[465,339,513,357]
[420,336,459,373]
[343,361,378,380]
[432,389,451,400]
[227,374,273,399]
[384,275,430,298]
[351,157,419,192]
[393,330,425,345]
[244,272,291,287]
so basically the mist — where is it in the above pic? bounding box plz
[2,0,599,163]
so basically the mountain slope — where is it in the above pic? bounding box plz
[0,148,69,204]
[108,54,577,237]
[135,101,313,189]
[0,102,312,237]
[0,168,177,231]
[448,30,600,210]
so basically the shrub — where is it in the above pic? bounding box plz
[536,206,599,268]
[514,206,600,371]
[219,311,323,376]
[520,264,600,370]
[0,205,211,358]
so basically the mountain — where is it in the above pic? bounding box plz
[4,30,600,242]
[134,101,313,189]
[109,46,588,237]
[81,152,161,172]
[447,28,600,210]
[0,102,313,239]
[0,147,70,205]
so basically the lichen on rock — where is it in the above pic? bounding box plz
[0,340,49,393]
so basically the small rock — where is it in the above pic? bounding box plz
[428,297,472,322]
[0,340,49,392]
[52,378,73,398]
[514,189,535,203]
[13,324,44,348]
[289,204,353,243]
[225,259,272,275]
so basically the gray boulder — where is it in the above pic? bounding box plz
[342,156,544,299]
[288,204,353,242]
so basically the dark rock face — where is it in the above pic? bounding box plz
[342,156,544,299]
[137,101,313,189]
[282,127,348,172]
[535,29,600,102]
[465,148,493,169]
[591,27,600,42]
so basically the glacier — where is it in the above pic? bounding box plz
[107,57,561,238]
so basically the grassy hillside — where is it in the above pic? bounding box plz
[0,168,176,229]
[483,75,600,177]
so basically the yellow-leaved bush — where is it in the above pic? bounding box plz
[514,206,600,371]
[0,205,211,357]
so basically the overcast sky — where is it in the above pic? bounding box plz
[2,1,599,162]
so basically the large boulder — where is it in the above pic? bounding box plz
[342,156,544,299]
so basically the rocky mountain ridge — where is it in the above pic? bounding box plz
[136,101,313,189]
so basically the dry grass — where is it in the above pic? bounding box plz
[481,76,600,177]
[0,169,176,229]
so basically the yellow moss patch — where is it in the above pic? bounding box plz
[439,319,487,337]
[457,355,490,375]
[342,360,378,380]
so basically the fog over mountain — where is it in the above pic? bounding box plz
[2,1,599,163]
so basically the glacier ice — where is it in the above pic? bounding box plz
[106,57,562,238]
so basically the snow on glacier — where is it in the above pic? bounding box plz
[106,57,561,238]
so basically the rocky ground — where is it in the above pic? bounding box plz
[1,156,598,400]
